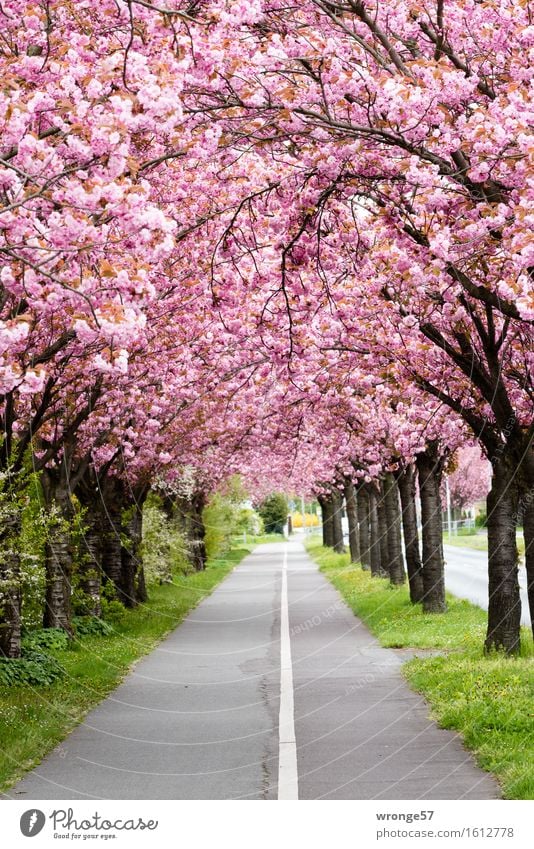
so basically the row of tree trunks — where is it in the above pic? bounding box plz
[318,490,345,553]
[323,454,446,607]
[37,471,151,637]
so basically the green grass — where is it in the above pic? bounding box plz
[443,529,525,556]
[305,536,534,800]
[0,544,251,794]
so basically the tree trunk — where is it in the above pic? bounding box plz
[357,485,370,570]
[416,447,446,612]
[344,479,360,563]
[376,479,390,578]
[120,503,138,609]
[484,455,521,653]
[76,473,102,617]
[331,488,345,553]
[396,465,424,604]
[41,467,74,633]
[523,495,534,642]
[80,499,103,617]
[188,491,207,571]
[318,495,334,548]
[101,476,125,603]
[383,472,406,586]
[368,484,382,576]
[0,507,22,657]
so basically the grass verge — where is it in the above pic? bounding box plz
[0,544,251,794]
[305,536,534,800]
[443,531,525,557]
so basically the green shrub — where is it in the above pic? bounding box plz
[475,511,487,527]
[22,628,69,653]
[141,497,192,581]
[100,597,127,624]
[72,616,113,637]
[0,650,65,687]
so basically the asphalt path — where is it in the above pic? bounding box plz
[444,545,530,626]
[7,542,498,800]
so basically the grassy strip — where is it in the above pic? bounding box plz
[305,537,534,800]
[0,544,252,793]
[443,531,525,556]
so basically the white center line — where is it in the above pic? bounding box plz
[277,547,298,800]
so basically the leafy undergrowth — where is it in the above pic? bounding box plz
[305,537,534,800]
[0,545,250,794]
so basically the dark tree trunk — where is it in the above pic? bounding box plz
[368,484,382,576]
[101,476,125,603]
[80,499,103,617]
[136,557,148,603]
[161,494,175,522]
[188,491,207,571]
[318,495,334,548]
[0,507,22,657]
[344,479,360,563]
[376,479,390,578]
[76,472,103,617]
[484,455,521,653]
[41,467,74,634]
[396,465,424,604]
[331,488,345,554]
[121,490,147,608]
[416,447,446,612]
[357,485,371,570]
[383,472,406,586]
[524,496,534,642]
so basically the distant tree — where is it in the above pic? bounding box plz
[258,494,288,535]
[447,448,491,514]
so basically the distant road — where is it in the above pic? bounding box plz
[443,545,530,626]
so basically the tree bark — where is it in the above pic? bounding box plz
[101,476,125,603]
[41,466,74,633]
[523,494,534,642]
[357,485,371,570]
[396,465,424,604]
[0,507,22,657]
[76,472,103,617]
[368,484,382,576]
[376,479,390,578]
[344,478,360,563]
[318,494,334,548]
[484,455,522,653]
[121,490,147,607]
[331,488,345,553]
[383,472,406,586]
[416,447,446,612]
[187,491,207,571]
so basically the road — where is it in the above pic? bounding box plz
[7,542,498,800]
[444,545,530,625]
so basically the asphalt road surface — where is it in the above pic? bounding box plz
[8,542,498,800]
[444,544,530,625]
